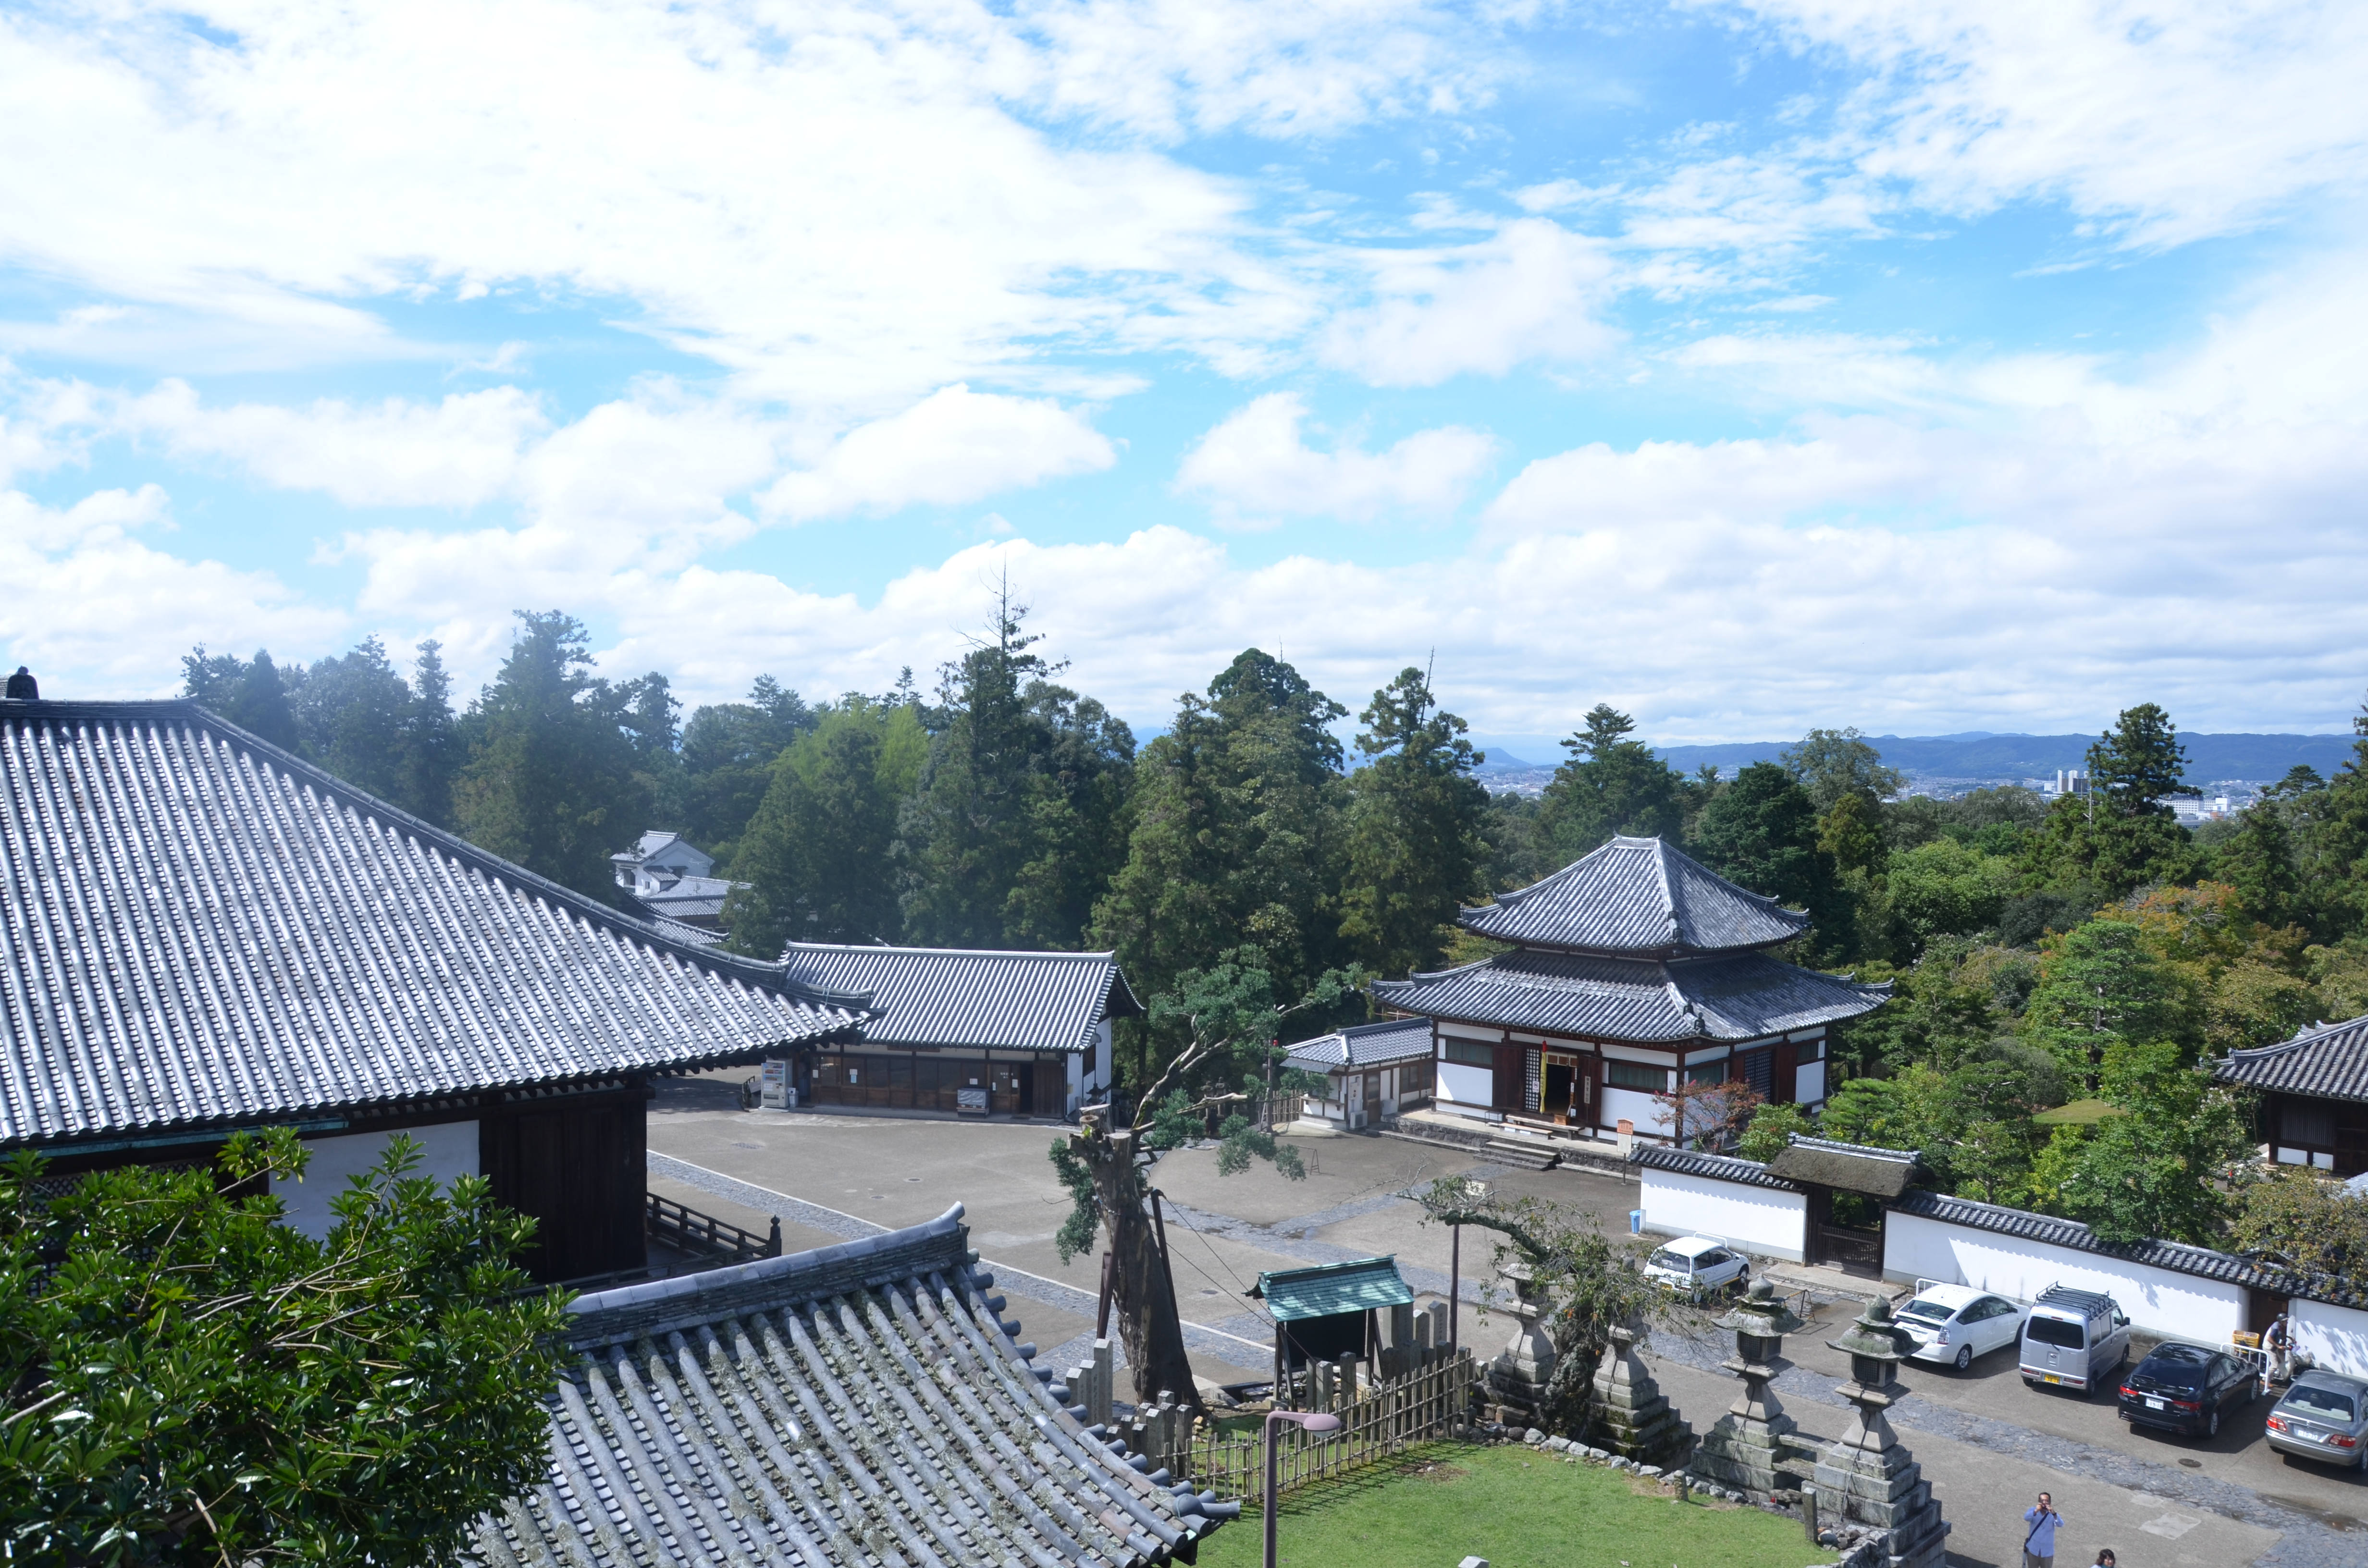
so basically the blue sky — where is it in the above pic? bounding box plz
[4,0,2367,745]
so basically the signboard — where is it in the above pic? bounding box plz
[760,1058,793,1110]
[956,1087,989,1115]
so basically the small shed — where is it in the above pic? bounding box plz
[1283,1017,1437,1127]
[1763,1135,1922,1277]
[1251,1255,1414,1380]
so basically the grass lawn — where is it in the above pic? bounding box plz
[1191,1445,1817,1568]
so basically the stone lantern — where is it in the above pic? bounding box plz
[1586,1320,1692,1468]
[1485,1257,1555,1421]
[1687,1281,1813,1503]
[1815,1296,1950,1568]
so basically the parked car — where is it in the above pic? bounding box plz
[1643,1236,1750,1301]
[2018,1284,2130,1392]
[1895,1284,2027,1371]
[2264,1371,2368,1470]
[2118,1342,2262,1439]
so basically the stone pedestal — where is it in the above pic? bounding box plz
[1687,1282,1816,1503]
[1585,1322,1693,1467]
[1816,1297,1950,1568]
[1485,1259,1555,1420]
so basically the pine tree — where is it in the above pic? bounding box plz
[728,698,926,952]
[1535,702,1689,862]
[1689,762,1847,937]
[1338,666,1488,978]
[680,677,816,863]
[403,640,459,828]
[292,637,413,801]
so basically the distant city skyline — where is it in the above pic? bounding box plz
[5,2,2366,740]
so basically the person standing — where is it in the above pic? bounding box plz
[2023,1492,2062,1568]
[2264,1313,2292,1383]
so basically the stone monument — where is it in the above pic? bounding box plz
[1485,1258,1556,1421]
[1815,1296,1950,1568]
[1687,1281,1816,1503]
[1585,1320,1693,1467]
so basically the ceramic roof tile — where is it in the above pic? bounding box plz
[780,943,1141,1054]
[1455,836,1811,955]
[1370,949,1887,1044]
[1283,1017,1435,1071]
[1251,1256,1414,1322]
[0,701,868,1147]
[2214,1014,2368,1103]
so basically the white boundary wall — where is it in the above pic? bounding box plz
[1883,1210,2245,1342]
[1639,1166,1807,1261]
[270,1121,479,1241]
[2293,1299,2368,1379]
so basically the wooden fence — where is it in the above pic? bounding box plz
[645,1191,782,1266]
[1181,1350,1477,1500]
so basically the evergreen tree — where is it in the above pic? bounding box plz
[680,676,816,864]
[291,637,414,801]
[1688,762,1848,940]
[728,696,927,952]
[184,647,303,752]
[2018,917,2192,1089]
[2018,703,2203,898]
[1782,726,1904,812]
[403,640,459,828]
[1338,667,1488,978]
[1534,702,1689,861]
[452,612,650,901]
[2213,800,2303,931]
[615,672,685,829]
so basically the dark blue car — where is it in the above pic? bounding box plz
[2117,1343,2261,1440]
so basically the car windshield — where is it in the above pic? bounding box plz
[2282,1385,2359,1420]
[2025,1314,2086,1348]
[1899,1300,1956,1323]
[2148,1345,2212,1369]
[1649,1250,1694,1273]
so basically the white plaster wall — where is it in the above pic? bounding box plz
[1639,1168,1807,1261]
[1437,1061,1493,1107]
[1795,1061,1826,1104]
[1601,1085,1664,1133]
[1882,1210,2245,1341]
[2292,1299,2368,1380]
[270,1121,479,1241]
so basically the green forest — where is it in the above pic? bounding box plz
[183,609,2368,1263]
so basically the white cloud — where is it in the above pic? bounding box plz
[0,485,343,692]
[762,385,1117,522]
[1175,392,1496,522]
[1322,219,1620,386]
[1728,0,2368,247]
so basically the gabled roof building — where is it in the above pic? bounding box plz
[1282,1017,1437,1129]
[1370,836,1888,1141]
[2215,1014,2368,1176]
[612,830,745,932]
[0,699,869,1280]
[470,1202,1234,1567]
[778,944,1141,1119]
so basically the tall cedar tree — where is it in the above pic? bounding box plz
[898,603,1133,948]
[728,697,928,952]
[1689,762,1849,941]
[404,640,460,827]
[183,647,302,751]
[1338,667,1489,978]
[453,611,651,902]
[1093,649,1351,1067]
[1535,702,1690,861]
[2020,702,2202,898]
[291,637,416,802]
[679,677,816,865]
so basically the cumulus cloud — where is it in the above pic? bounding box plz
[1175,392,1497,522]
[762,385,1117,521]
[1322,220,1620,386]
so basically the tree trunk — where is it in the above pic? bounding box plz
[1073,1126,1201,1413]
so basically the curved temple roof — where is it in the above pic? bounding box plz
[780,943,1140,1054]
[2215,1014,2368,1104]
[1283,1016,1436,1073]
[1371,948,1888,1044]
[1455,835,1811,956]
[472,1203,1231,1567]
[0,701,869,1147]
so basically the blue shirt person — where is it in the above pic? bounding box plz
[2023,1493,2063,1568]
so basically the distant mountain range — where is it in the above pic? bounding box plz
[1466,732,2361,786]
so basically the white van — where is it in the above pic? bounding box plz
[2018,1284,2130,1392]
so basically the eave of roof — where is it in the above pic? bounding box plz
[2214,1014,2368,1104]
[1630,1143,1802,1191]
[1251,1255,1414,1321]
[1762,1135,1922,1198]
[780,942,1143,1053]
[1370,948,1888,1044]
[1454,835,1812,957]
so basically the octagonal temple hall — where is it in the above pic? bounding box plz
[1369,836,1890,1142]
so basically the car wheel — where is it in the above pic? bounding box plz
[1954,1345,1973,1372]
[2207,1408,2221,1439]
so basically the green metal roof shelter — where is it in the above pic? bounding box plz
[1250,1256,1414,1376]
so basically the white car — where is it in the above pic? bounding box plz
[1644,1236,1750,1302]
[1896,1283,2027,1371]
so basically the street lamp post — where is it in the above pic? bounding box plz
[1262,1409,1343,1568]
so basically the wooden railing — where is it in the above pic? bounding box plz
[1181,1350,1477,1500]
[645,1191,782,1267]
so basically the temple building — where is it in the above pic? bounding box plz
[1369,835,1889,1144]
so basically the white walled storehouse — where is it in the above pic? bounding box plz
[610,829,745,937]
[777,944,1140,1117]
[0,699,870,1281]
[1370,836,1889,1141]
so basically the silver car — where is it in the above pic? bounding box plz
[2265,1371,2368,1471]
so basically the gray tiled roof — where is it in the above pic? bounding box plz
[1631,1142,1801,1192]
[1887,1189,2315,1296]
[2214,1014,2368,1103]
[633,875,739,921]
[1371,948,1888,1044]
[1283,1017,1435,1072]
[1457,835,1811,955]
[470,1202,1232,1567]
[1763,1135,1922,1197]
[0,701,869,1148]
[780,944,1142,1054]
